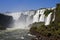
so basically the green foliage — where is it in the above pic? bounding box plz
[30,22,60,38]
[44,9,53,16]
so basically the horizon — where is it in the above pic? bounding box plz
[0,0,60,13]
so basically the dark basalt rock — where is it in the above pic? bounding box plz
[0,13,13,30]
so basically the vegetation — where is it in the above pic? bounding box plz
[30,4,60,40]
[30,22,59,35]
[30,22,60,40]
[44,9,53,16]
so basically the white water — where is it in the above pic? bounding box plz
[33,9,46,23]
[52,13,55,21]
[45,12,52,25]
[33,10,40,23]
[39,14,45,22]
[6,12,21,20]
[5,11,35,30]
[4,8,55,30]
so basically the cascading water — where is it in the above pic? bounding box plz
[52,13,55,21]
[39,9,46,22]
[33,9,55,25]
[33,9,46,23]
[3,8,55,30]
[39,14,45,22]
[0,7,56,40]
[45,12,52,25]
[5,12,25,30]
[5,11,35,30]
[33,10,40,23]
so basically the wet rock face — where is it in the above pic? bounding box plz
[0,13,13,30]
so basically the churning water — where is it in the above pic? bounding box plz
[0,29,34,40]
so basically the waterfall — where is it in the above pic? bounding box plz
[5,11,35,29]
[33,10,40,23]
[52,13,55,21]
[33,9,46,23]
[26,11,35,26]
[3,8,55,30]
[11,13,29,29]
[33,9,54,25]
[39,9,46,22]
[45,12,52,25]
[39,14,45,22]
[5,12,26,30]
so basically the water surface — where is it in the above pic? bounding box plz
[0,29,33,40]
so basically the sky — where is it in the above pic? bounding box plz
[0,0,60,12]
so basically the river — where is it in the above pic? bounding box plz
[0,29,33,40]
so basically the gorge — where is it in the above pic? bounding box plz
[0,7,55,30]
[0,4,60,40]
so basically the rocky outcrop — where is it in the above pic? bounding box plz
[0,13,13,30]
